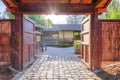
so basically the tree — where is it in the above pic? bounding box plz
[45,19,53,28]
[99,0,120,19]
[66,15,85,24]
[29,15,53,28]
[29,15,45,26]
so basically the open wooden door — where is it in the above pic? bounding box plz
[81,15,92,68]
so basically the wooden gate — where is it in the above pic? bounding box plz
[101,20,120,61]
[0,21,11,63]
[81,15,91,68]
[23,18,35,68]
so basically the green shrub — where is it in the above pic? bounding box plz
[49,43,72,47]
[73,40,81,53]
[57,43,72,47]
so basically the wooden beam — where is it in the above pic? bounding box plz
[95,0,102,6]
[95,0,111,8]
[98,8,106,14]
[71,0,80,3]
[91,8,102,71]
[103,0,111,8]
[20,4,94,14]
[68,0,71,3]
[83,0,92,4]
[2,0,18,8]
[59,0,70,3]
[95,0,111,14]
[2,0,19,13]
[6,7,18,14]
[15,13,23,70]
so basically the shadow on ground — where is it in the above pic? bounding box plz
[97,69,120,80]
[97,62,120,80]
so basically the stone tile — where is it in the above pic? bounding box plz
[19,55,102,80]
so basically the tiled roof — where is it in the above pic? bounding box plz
[44,24,81,31]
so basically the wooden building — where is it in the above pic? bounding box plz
[1,0,120,71]
[44,24,81,42]
[34,23,44,53]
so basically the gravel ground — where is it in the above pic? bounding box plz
[0,68,15,80]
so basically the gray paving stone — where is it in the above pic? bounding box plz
[19,55,102,80]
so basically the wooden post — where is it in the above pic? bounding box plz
[91,8,102,71]
[15,13,23,70]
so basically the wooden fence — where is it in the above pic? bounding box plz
[100,20,120,61]
[0,20,11,63]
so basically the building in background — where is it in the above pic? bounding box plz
[43,24,81,45]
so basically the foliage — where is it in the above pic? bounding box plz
[7,12,14,19]
[29,15,46,26]
[57,43,72,47]
[45,19,53,28]
[66,15,85,24]
[73,40,81,53]
[29,15,53,28]
[99,0,120,19]
[48,43,72,47]
[47,41,73,47]
[74,32,81,40]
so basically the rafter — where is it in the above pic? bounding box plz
[2,0,18,8]
[68,0,71,3]
[98,8,106,14]
[95,0,111,8]
[2,0,19,13]
[79,0,83,4]
[71,0,80,3]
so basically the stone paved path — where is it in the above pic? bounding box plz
[19,55,101,80]
[44,47,75,56]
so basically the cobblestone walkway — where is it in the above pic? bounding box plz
[19,55,101,80]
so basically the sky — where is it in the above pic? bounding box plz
[44,15,67,24]
[0,1,6,13]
